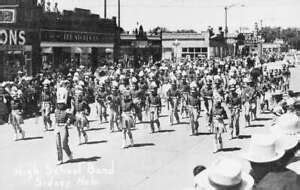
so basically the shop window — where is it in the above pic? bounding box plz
[182,48,187,52]
[188,48,194,53]
[195,48,201,52]
[202,48,208,52]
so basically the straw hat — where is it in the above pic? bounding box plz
[274,135,298,152]
[286,161,300,175]
[270,113,300,137]
[194,158,254,190]
[242,134,285,163]
[43,79,51,86]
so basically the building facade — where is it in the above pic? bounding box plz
[0,0,117,81]
[162,32,210,60]
[119,29,162,68]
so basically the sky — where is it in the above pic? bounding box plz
[47,0,300,33]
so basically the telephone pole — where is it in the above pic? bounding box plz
[104,0,107,18]
[118,0,120,28]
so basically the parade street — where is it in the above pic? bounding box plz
[0,66,298,190]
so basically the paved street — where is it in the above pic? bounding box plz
[0,66,299,190]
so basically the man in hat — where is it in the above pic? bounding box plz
[201,78,214,133]
[282,65,290,92]
[130,78,143,123]
[211,98,227,153]
[194,158,254,190]
[0,85,9,124]
[226,84,242,139]
[73,85,89,145]
[187,83,201,135]
[107,85,122,132]
[95,83,108,124]
[179,72,190,118]
[120,91,135,148]
[147,83,161,133]
[40,79,53,131]
[242,77,256,127]
[55,92,73,164]
[10,89,25,141]
[167,80,181,125]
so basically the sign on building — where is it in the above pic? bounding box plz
[0,29,26,50]
[0,9,16,24]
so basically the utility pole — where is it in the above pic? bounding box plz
[225,7,228,38]
[118,0,120,28]
[104,0,107,18]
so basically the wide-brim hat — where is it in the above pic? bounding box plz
[242,134,285,163]
[274,135,298,152]
[194,159,254,190]
[270,113,300,138]
[43,79,51,85]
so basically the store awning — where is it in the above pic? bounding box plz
[41,42,114,48]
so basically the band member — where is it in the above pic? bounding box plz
[120,91,135,148]
[95,83,108,123]
[282,65,290,92]
[201,78,214,133]
[73,85,89,145]
[107,85,122,132]
[242,78,254,127]
[179,73,190,118]
[10,89,25,141]
[187,84,201,135]
[55,94,73,165]
[226,84,242,139]
[130,78,143,123]
[40,79,53,131]
[167,80,181,125]
[147,82,162,133]
[212,99,227,153]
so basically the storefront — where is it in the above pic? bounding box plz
[0,28,34,81]
[0,1,117,80]
[162,32,210,60]
[120,33,162,67]
[40,30,115,73]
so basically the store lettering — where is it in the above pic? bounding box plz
[0,29,25,45]
[63,32,101,42]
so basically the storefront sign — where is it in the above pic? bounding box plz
[0,45,25,51]
[131,41,149,48]
[0,29,26,46]
[0,9,16,24]
[243,33,259,44]
[41,30,114,43]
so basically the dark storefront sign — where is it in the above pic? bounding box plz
[0,9,16,24]
[0,45,24,51]
[41,30,114,44]
[131,41,150,48]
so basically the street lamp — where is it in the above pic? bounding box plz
[173,39,180,62]
[224,3,245,37]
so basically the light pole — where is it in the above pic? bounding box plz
[173,39,180,62]
[104,0,107,18]
[118,0,120,28]
[224,4,245,38]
